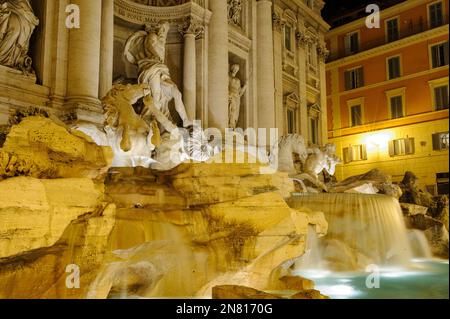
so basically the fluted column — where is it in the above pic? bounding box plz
[208,0,229,129]
[257,0,275,131]
[99,0,114,99]
[66,0,102,111]
[179,17,203,121]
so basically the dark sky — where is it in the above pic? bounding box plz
[322,0,406,26]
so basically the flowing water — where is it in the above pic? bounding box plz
[288,193,448,299]
[289,193,416,270]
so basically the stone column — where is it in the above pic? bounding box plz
[296,29,309,139]
[208,0,229,130]
[99,0,114,99]
[66,0,102,118]
[256,0,276,131]
[318,43,329,144]
[179,17,203,121]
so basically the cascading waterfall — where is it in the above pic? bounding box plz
[288,193,424,271]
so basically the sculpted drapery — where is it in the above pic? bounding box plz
[0,0,39,74]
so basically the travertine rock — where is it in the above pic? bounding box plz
[0,116,112,179]
[0,176,105,258]
[291,289,329,299]
[0,203,116,299]
[212,285,283,299]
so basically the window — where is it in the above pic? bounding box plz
[287,108,296,134]
[308,43,318,69]
[310,117,319,144]
[350,105,362,126]
[429,1,444,28]
[386,18,399,42]
[430,42,449,68]
[387,56,401,79]
[285,25,293,52]
[344,67,364,90]
[389,138,415,156]
[432,132,449,150]
[390,96,404,119]
[434,85,449,110]
[343,144,367,163]
[345,32,359,55]
[436,172,449,195]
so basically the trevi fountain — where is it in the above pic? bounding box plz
[0,0,448,300]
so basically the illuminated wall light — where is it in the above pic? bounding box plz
[363,132,393,153]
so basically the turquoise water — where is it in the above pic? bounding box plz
[294,259,449,299]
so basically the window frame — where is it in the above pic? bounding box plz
[386,55,402,80]
[344,66,364,90]
[386,87,406,119]
[344,30,360,55]
[427,0,445,29]
[385,16,400,43]
[432,131,450,151]
[429,41,449,69]
[347,97,365,127]
[389,137,415,157]
[429,77,449,111]
[343,144,368,164]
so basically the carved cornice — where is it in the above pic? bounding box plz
[317,42,330,61]
[272,12,286,32]
[178,16,205,38]
[295,30,315,47]
[114,0,211,26]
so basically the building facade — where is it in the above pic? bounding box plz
[326,0,449,193]
[0,0,329,147]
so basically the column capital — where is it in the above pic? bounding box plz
[296,30,314,48]
[178,16,204,39]
[272,12,285,32]
[317,42,330,61]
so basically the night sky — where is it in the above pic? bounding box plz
[322,0,407,27]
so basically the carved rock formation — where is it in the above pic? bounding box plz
[0,116,112,179]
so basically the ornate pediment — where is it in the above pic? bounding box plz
[308,103,321,118]
[285,93,300,109]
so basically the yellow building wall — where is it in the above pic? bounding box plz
[331,118,449,189]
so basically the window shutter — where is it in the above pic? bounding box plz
[344,35,351,54]
[432,46,439,68]
[344,71,351,90]
[432,133,441,150]
[358,67,364,87]
[388,140,395,157]
[361,144,367,160]
[343,147,350,163]
[405,138,415,154]
[444,42,449,66]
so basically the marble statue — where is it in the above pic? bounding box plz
[124,22,193,128]
[269,134,341,192]
[74,82,215,170]
[293,143,341,192]
[0,0,39,75]
[228,64,247,129]
[228,0,243,26]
